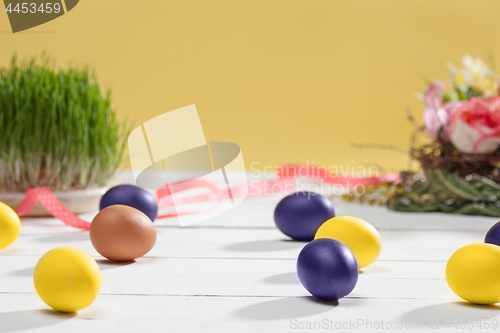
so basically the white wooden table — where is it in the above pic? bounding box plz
[1,173,500,332]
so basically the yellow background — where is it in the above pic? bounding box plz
[1,0,499,172]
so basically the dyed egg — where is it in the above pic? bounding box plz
[297,239,358,301]
[100,184,158,221]
[315,216,381,268]
[485,220,500,246]
[90,205,157,261]
[34,247,101,312]
[0,202,21,250]
[446,243,500,305]
[274,192,335,241]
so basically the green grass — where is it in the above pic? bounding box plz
[0,55,128,192]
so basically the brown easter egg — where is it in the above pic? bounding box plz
[90,205,157,261]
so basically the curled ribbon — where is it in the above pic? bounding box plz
[14,165,400,230]
[16,187,92,230]
[276,164,401,185]
[15,180,229,230]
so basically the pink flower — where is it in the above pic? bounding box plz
[449,97,500,154]
[422,81,463,141]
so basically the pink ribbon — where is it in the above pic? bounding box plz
[16,187,92,230]
[276,164,401,185]
[14,165,400,229]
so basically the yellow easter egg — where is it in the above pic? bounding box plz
[446,243,500,305]
[314,216,382,268]
[34,247,102,312]
[0,202,21,250]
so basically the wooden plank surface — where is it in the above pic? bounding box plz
[1,173,500,332]
[2,294,499,333]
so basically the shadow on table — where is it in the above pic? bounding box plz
[262,272,299,285]
[234,297,337,320]
[96,259,136,270]
[35,232,89,243]
[358,264,387,275]
[400,302,500,326]
[0,309,75,332]
[224,239,305,252]
[0,248,23,255]
[10,267,34,277]
[10,259,137,277]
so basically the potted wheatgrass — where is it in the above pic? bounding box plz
[0,55,128,215]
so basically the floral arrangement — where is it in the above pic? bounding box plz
[345,55,500,217]
[422,56,500,154]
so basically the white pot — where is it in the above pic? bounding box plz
[0,186,111,217]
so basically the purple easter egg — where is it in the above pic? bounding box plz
[485,220,500,246]
[100,184,158,222]
[274,192,335,241]
[297,239,358,301]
